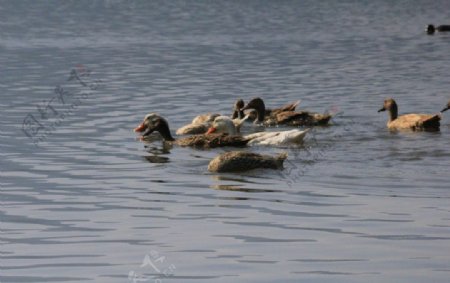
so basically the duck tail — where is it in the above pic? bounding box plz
[291,100,301,110]
[422,114,441,130]
[275,152,288,169]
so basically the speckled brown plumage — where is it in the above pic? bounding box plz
[208,151,287,172]
[175,133,249,148]
[135,114,250,148]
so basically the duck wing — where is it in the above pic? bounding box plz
[176,134,249,148]
[275,111,332,126]
[208,151,287,172]
[176,123,209,135]
[391,114,440,130]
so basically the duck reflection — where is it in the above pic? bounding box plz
[142,140,172,164]
[210,176,278,193]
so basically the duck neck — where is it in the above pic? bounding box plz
[158,123,175,141]
[255,104,266,123]
[231,109,245,119]
[388,104,398,122]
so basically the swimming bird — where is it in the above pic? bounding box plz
[134,114,250,148]
[207,116,309,146]
[427,24,450,34]
[231,98,300,120]
[441,100,450,113]
[377,98,441,131]
[241,97,332,126]
[176,113,220,135]
[208,151,287,172]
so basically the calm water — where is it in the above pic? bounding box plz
[1,1,450,282]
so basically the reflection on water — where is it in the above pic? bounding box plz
[1,1,450,283]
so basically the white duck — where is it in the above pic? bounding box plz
[206,116,309,146]
[176,113,249,135]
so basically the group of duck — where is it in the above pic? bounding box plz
[134,98,450,173]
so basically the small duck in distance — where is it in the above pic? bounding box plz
[378,98,440,131]
[427,24,450,34]
[231,98,301,120]
[134,114,250,148]
[241,97,332,126]
[441,100,450,113]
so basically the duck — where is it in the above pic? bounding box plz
[231,98,300,120]
[207,116,310,146]
[176,113,220,135]
[208,151,287,172]
[427,24,450,34]
[377,98,441,131]
[441,100,450,113]
[134,114,250,148]
[241,97,332,126]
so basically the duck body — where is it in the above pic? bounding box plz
[135,114,250,148]
[208,116,309,146]
[208,151,287,172]
[378,98,440,131]
[176,113,220,135]
[231,99,299,120]
[242,97,332,126]
[427,24,450,34]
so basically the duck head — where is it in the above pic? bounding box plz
[231,99,245,119]
[134,113,160,133]
[378,98,398,121]
[427,24,436,34]
[206,116,238,135]
[241,97,266,123]
[441,100,450,113]
[134,114,175,141]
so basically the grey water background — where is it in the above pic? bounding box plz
[1,1,450,282]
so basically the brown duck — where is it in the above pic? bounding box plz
[241,97,332,126]
[378,98,441,131]
[134,114,250,148]
[208,151,287,172]
[231,98,300,120]
[441,100,450,113]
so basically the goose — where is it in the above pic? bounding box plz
[207,116,310,146]
[208,151,287,172]
[441,100,450,113]
[378,98,440,131]
[241,97,332,126]
[134,114,250,148]
[427,24,450,34]
[231,98,300,119]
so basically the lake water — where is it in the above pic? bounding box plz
[1,1,450,282]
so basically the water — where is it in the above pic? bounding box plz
[1,1,450,282]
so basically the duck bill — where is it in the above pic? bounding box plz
[134,123,147,132]
[206,127,217,134]
[377,107,386,113]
